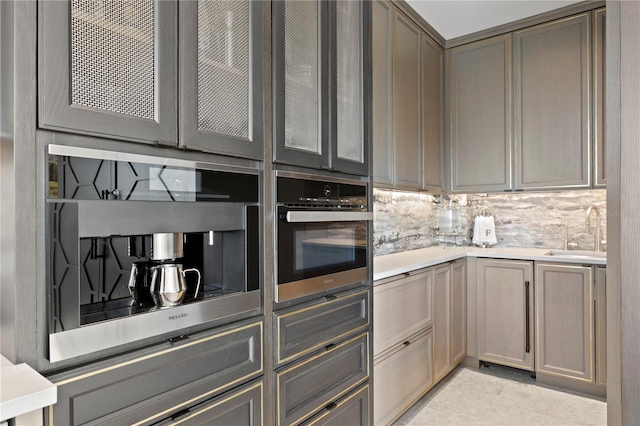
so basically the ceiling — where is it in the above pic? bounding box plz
[405,0,586,40]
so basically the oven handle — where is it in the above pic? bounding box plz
[285,211,373,223]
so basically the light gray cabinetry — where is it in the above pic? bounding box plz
[178,0,264,159]
[39,0,177,145]
[393,12,423,189]
[593,8,606,188]
[448,34,512,193]
[433,263,451,382]
[373,269,433,356]
[451,260,467,365]
[477,259,534,371]
[46,320,263,425]
[514,14,591,190]
[373,329,433,426]
[596,267,607,385]
[273,0,368,176]
[371,0,394,185]
[372,2,444,191]
[535,263,594,382]
[303,384,369,426]
[275,333,369,426]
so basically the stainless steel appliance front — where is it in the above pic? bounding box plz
[275,171,372,302]
[46,145,261,362]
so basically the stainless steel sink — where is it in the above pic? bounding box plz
[544,250,606,259]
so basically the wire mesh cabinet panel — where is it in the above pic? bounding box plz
[179,0,264,160]
[273,0,369,176]
[39,0,177,146]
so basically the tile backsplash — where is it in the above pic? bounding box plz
[374,188,607,256]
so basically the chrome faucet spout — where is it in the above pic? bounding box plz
[585,205,602,252]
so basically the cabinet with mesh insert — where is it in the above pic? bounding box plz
[39,0,264,160]
[273,0,370,176]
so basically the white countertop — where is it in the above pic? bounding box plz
[374,246,607,281]
[0,355,57,422]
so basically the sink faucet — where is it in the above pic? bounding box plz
[585,205,603,252]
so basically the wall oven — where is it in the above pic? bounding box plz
[46,145,260,362]
[275,171,372,302]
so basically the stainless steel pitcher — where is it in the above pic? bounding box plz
[150,264,201,307]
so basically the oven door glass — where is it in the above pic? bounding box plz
[277,207,367,285]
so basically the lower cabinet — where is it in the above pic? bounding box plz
[373,329,433,426]
[535,263,594,382]
[275,333,369,426]
[46,319,264,426]
[477,259,535,371]
[302,384,370,426]
[433,260,466,383]
[596,267,607,385]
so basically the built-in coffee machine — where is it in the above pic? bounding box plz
[46,145,260,362]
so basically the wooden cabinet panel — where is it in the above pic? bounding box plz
[593,8,607,187]
[451,261,467,365]
[373,269,433,357]
[393,13,422,189]
[47,320,263,426]
[303,385,369,426]
[514,14,591,190]
[275,289,369,367]
[535,263,594,382]
[596,267,607,385]
[154,381,263,426]
[178,0,264,159]
[433,264,451,382]
[422,35,444,192]
[477,259,534,371]
[372,0,394,185]
[39,0,177,145]
[275,333,369,426]
[448,34,512,193]
[373,329,433,426]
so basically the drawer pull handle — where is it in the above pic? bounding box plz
[403,272,411,277]
[168,335,189,345]
[325,343,336,351]
[170,408,190,421]
[403,341,411,347]
[325,402,338,411]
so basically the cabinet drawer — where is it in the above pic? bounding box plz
[374,269,432,356]
[374,329,433,426]
[154,380,263,425]
[275,289,369,366]
[47,320,263,426]
[276,333,369,426]
[302,384,370,426]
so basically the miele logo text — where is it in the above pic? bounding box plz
[169,313,187,321]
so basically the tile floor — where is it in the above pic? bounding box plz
[393,364,607,426]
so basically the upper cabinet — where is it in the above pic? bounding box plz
[372,1,444,191]
[593,8,606,188]
[447,10,604,193]
[39,0,265,160]
[448,34,512,193]
[514,14,591,190]
[273,0,369,176]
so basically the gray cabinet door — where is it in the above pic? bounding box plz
[178,0,264,160]
[450,260,466,366]
[596,267,607,386]
[593,8,607,188]
[393,12,422,190]
[47,320,263,425]
[332,0,369,176]
[514,14,591,190]
[535,263,594,382]
[155,381,263,426]
[303,384,369,426]
[275,333,369,426]
[373,329,433,426]
[477,259,534,371]
[371,0,394,186]
[433,264,451,382]
[39,0,177,145]
[422,35,444,192]
[373,268,433,357]
[448,34,512,193]
[273,0,329,169]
